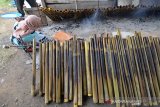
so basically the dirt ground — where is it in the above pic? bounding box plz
[0,7,160,107]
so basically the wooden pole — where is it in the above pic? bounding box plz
[39,42,43,96]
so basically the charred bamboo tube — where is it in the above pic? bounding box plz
[94,36,104,104]
[52,41,56,102]
[56,41,61,103]
[137,35,158,105]
[116,35,133,106]
[150,38,160,87]
[127,37,142,105]
[73,38,78,107]
[108,38,120,107]
[85,41,92,96]
[130,36,149,106]
[133,36,151,106]
[112,37,125,106]
[142,37,160,104]
[69,40,73,101]
[81,41,87,96]
[90,38,98,103]
[123,39,140,105]
[114,36,129,106]
[45,42,49,104]
[64,41,69,102]
[31,39,36,96]
[49,42,53,101]
[99,36,109,103]
[42,43,46,94]
[103,36,114,103]
[39,42,43,96]
[77,41,82,106]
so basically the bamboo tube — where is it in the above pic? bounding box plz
[31,39,36,96]
[45,42,49,104]
[60,43,64,96]
[64,41,69,102]
[77,41,82,106]
[142,37,160,104]
[103,36,114,103]
[90,38,98,103]
[133,36,151,106]
[127,37,142,105]
[137,35,158,105]
[99,36,109,103]
[123,39,140,105]
[116,36,134,106]
[42,43,46,94]
[108,37,120,107]
[49,42,53,101]
[130,36,149,106]
[69,40,73,101]
[73,37,78,107]
[112,37,125,107]
[93,36,104,104]
[52,41,56,102]
[84,41,92,96]
[56,41,61,103]
[81,41,87,96]
[39,42,43,96]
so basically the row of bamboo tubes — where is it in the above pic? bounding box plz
[32,32,160,107]
[41,5,135,21]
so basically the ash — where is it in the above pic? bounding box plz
[41,17,160,39]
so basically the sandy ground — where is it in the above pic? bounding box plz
[0,7,160,107]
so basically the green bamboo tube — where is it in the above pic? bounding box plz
[73,38,78,107]
[69,40,73,101]
[42,43,46,94]
[56,41,61,103]
[31,38,36,96]
[52,41,56,102]
[90,38,98,103]
[84,41,92,96]
[49,42,53,101]
[133,36,150,106]
[45,42,49,104]
[81,41,87,96]
[99,37,109,103]
[64,41,69,102]
[77,41,82,106]
[103,36,114,103]
[39,42,43,96]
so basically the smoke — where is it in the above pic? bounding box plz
[79,9,102,36]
